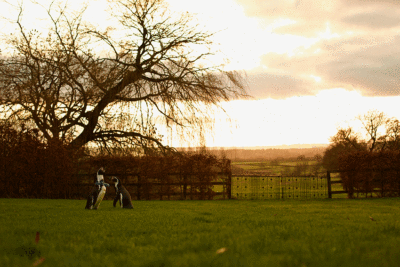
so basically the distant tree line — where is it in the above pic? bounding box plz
[187,147,327,162]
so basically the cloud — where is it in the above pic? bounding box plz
[247,71,318,99]
[235,0,400,35]
[316,35,400,96]
[341,0,400,7]
[258,34,400,98]
[235,0,340,37]
[234,0,400,98]
[341,9,400,29]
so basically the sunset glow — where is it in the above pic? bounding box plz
[171,89,400,148]
[2,0,400,148]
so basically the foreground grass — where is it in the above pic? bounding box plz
[1,198,400,267]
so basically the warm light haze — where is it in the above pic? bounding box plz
[2,0,400,148]
[166,0,400,148]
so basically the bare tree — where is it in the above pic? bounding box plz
[357,109,387,152]
[329,127,362,150]
[382,117,400,151]
[322,110,400,170]
[0,0,247,153]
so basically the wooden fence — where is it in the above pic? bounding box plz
[327,169,400,198]
[327,170,347,198]
[73,170,400,200]
[75,173,331,200]
[72,172,232,200]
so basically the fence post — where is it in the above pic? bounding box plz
[137,174,141,200]
[227,174,232,199]
[227,159,232,199]
[327,171,332,199]
[183,175,187,200]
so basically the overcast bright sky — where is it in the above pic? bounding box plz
[166,0,400,98]
[2,0,400,147]
[166,0,400,147]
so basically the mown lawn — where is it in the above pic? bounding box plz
[1,198,400,267]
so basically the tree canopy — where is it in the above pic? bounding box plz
[0,0,247,153]
[322,109,400,170]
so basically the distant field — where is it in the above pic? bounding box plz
[2,198,400,267]
[232,160,325,176]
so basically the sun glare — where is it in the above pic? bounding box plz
[310,75,322,83]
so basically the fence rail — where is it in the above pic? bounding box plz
[327,171,347,198]
[327,169,400,198]
[25,169,400,200]
[74,173,330,200]
[72,172,232,200]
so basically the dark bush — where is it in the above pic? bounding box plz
[338,151,400,198]
[0,122,230,200]
[0,123,76,198]
[80,152,230,200]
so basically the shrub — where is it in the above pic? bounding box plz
[80,152,230,200]
[0,122,230,200]
[0,123,76,198]
[338,151,400,198]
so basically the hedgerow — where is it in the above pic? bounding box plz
[338,151,400,198]
[0,123,229,199]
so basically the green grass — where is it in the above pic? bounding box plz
[2,198,400,267]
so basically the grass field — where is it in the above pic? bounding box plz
[231,160,323,176]
[2,198,400,267]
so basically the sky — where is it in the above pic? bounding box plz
[167,0,400,97]
[166,0,400,147]
[2,0,400,148]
